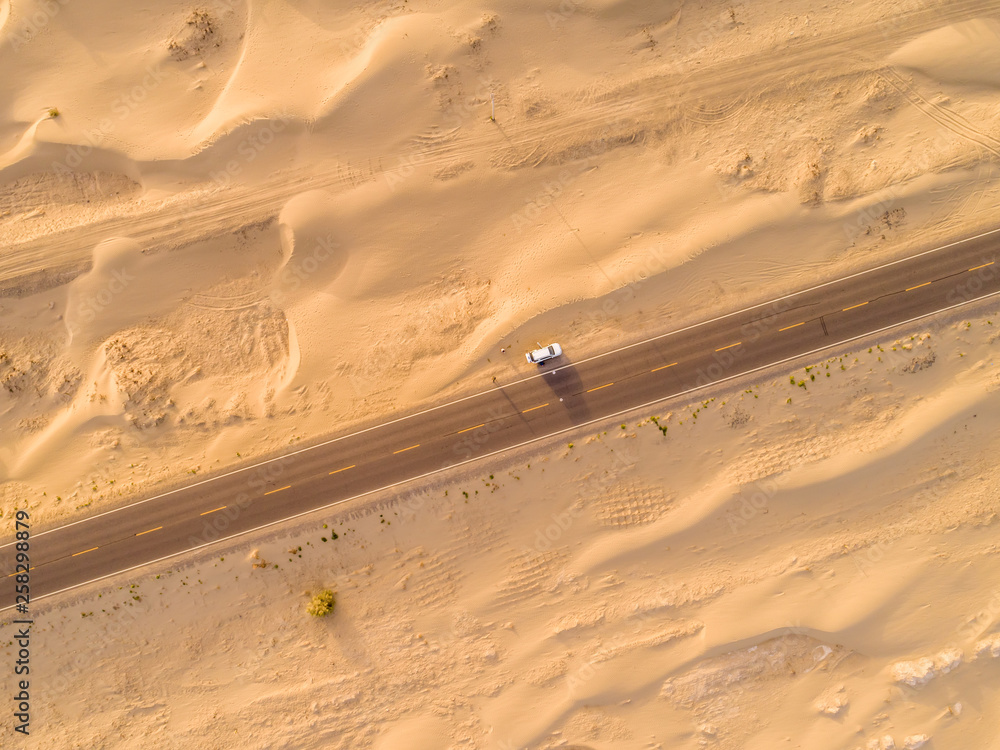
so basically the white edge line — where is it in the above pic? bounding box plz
[6,286,999,613]
[4,230,998,550]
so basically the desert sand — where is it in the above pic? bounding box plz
[1,0,999,747]
[13,307,1000,749]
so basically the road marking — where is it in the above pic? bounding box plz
[715,342,741,352]
[651,362,677,372]
[779,322,805,332]
[329,465,355,475]
[200,506,228,515]
[521,403,548,413]
[7,567,33,578]
[842,301,869,311]
[72,547,99,557]
[135,526,162,536]
[12,229,999,554]
[906,282,931,291]
[13,285,1000,614]
[265,484,292,495]
[393,444,420,454]
[587,382,614,392]
[458,424,485,434]
[969,261,995,271]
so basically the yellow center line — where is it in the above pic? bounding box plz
[521,403,548,413]
[329,465,355,475]
[135,526,162,536]
[715,342,741,352]
[264,484,292,495]
[72,547,99,557]
[905,282,931,291]
[651,362,678,372]
[393,444,420,454]
[842,301,869,311]
[969,261,995,271]
[778,322,805,332]
[586,382,614,393]
[458,423,485,434]
[200,505,228,515]
[7,567,34,578]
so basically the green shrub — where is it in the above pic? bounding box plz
[307,590,336,617]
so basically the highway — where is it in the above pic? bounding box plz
[1,228,999,610]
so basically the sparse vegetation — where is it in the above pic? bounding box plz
[307,590,336,617]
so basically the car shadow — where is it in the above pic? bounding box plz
[538,358,591,423]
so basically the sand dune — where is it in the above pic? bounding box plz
[12,304,998,749]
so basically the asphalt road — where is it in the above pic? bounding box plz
[2,229,999,609]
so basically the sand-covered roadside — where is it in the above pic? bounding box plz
[9,301,998,749]
[2,0,1000,527]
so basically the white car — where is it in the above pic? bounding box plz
[526,343,563,365]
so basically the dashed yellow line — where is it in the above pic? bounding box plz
[72,547,99,557]
[7,567,33,578]
[587,382,614,393]
[969,261,995,272]
[842,301,869,311]
[329,465,355,475]
[135,526,162,536]
[715,342,741,352]
[779,322,804,332]
[264,485,291,496]
[906,282,931,291]
[393,444,420,454]
[651,362,678,372]
[521,403,548,413]
[200,505,228,515]
[458,424,485,434]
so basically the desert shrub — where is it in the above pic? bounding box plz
[307,590,336,617]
